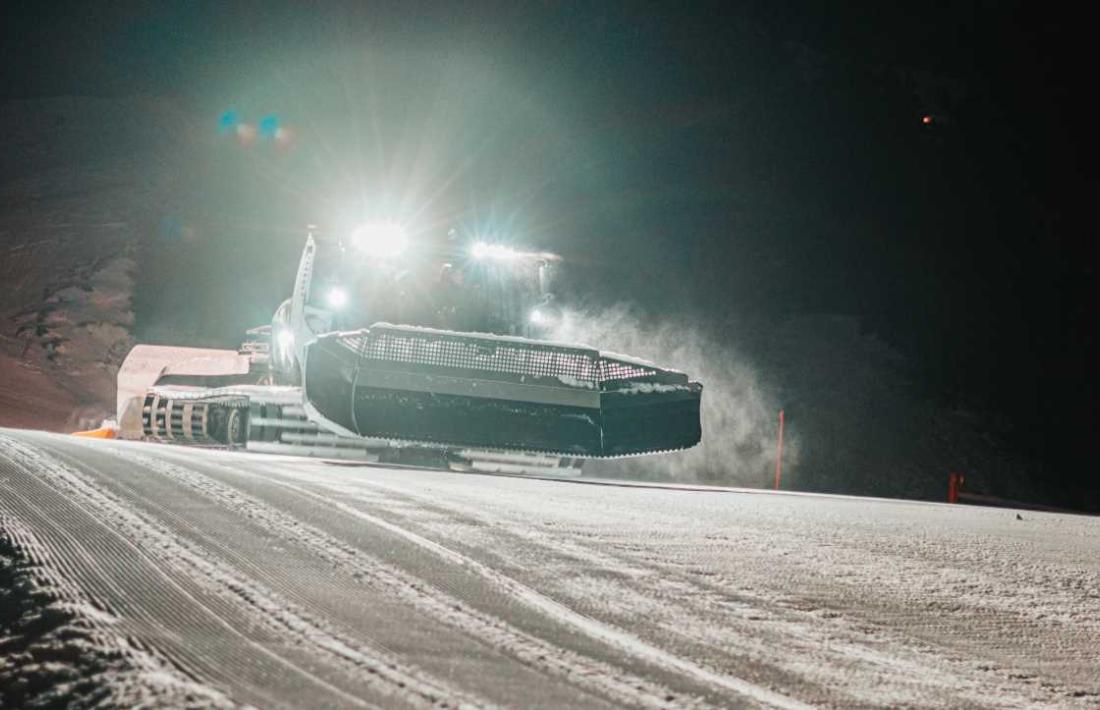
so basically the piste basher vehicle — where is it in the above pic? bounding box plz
[115,225,702,473]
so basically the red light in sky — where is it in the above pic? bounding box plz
[921,115,933,125]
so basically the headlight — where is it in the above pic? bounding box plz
[528,300,561,328]
[351,222,408,258]
[326,286,348,309]
[529,307,561,327]
[470,241,518,260]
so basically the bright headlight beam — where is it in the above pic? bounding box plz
[351,222,408,258]
[470,242,518,260]
[326,286,348,309]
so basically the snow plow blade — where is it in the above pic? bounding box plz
[304,325,702,457]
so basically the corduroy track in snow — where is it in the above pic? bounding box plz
[1,428,1098,709]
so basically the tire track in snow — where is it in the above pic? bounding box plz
[101,440,713,710]
[0,433,481,709]
[20,432,1099,708]
[333,473,1078,709]
[3,437,386,709]
[249,459,814,710]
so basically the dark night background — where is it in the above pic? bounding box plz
[1,2,1095,508]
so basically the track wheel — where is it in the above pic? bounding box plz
[210,405,247,446]
[225,408,245,447]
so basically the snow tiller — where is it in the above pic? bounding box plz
[115,228,702,473]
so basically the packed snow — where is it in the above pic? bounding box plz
[1,428,1098,708]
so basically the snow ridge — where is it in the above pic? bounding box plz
[0,434,471,708]
[0,515,235,709]
[114,442,704,710]
[259,462,814,710]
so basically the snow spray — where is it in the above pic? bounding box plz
[550,306,794,487]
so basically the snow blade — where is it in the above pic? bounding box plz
[303,325,702,457]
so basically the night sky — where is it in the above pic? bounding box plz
[2,2,1095,506]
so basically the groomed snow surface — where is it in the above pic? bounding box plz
[1,429,1097,709]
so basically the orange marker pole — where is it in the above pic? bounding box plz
[774,409,785,490]
[948,472,964,503]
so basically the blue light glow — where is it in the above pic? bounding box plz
[218,110,239,134]
[259,114,280,138]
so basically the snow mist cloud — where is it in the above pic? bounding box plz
[551,306,792,486]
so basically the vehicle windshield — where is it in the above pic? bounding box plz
[308,239,547,336]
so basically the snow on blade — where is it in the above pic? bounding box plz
[616,382,694,394]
